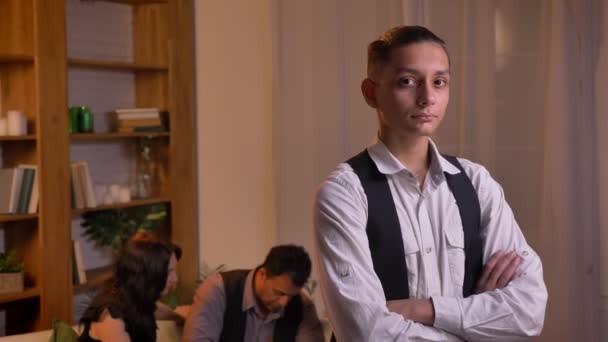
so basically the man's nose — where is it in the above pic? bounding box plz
[417,82,436,106]
[278,295,289,308]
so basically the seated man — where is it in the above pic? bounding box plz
[183,244,325,342]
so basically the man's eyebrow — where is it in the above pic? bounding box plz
[396,67,450,76]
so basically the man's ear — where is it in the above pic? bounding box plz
[361,78,378,108]
[258,267,267,279]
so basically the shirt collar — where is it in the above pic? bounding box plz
[367,135,461,176]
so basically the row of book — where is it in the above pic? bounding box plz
[115,108,167,133]
[71,161,97,209]
[0,165,39,214]
[72,240,87,285]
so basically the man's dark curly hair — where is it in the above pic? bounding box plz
[367,25,449,78]
[262,244,311,288]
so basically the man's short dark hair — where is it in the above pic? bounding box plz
[367,25,449,78]
[262,244,311,287]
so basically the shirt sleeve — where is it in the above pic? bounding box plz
[313,168,464,341]
[431,161,548,341]
[183,274,227,342]
[295,293,326,342]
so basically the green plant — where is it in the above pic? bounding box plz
[0,251,24,273]
[80,204,167,251]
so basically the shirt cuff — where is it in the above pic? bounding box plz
[431,296,463,334]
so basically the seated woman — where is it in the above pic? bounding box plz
[79,231,180,342]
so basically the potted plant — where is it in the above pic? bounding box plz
[80,203,167,251]
[0,250,24,294]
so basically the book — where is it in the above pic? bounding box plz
[80,162,97,208]
[72,240,79,285]
[0,169,18,213]
[73,240,87,284]
[70,163,85,209]
[115,107,160,114]
[117,118,163,128]
[17,168,35,214]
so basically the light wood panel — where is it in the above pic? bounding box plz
[0,142,37,168]
[0,65,36,130]
[34,0,72,330]
[0,214,38,223]
[0,54,34,64]
[0,0,34,55]
[134,3,169,66]
[0,287,40,305]
[167,0,197,302]
[5,220,40,295]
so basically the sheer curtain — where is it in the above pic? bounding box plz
[274,0,606,339]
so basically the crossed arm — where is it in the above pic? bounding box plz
[387,250,524,325]
[313,167,547,341]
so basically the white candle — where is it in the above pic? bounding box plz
[7,111,22,136]
[118,187,131,203]
[109,184,121,203]
[0,118,7,136]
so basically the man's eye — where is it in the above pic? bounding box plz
[398,77,416,87]
[434,78,448,87]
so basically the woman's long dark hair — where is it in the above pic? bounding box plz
[81,232,174,341]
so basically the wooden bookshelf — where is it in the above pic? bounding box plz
[71,132,169,140]
[0,0,196,334]
[0,287,40,305]
[0,54,34,64]
[68,58,168,72]
[0,214,38,223]
[73,197,171,215]
[0,135,36,142]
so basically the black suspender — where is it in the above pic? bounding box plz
[347,150,482,299]
[442,155,483,297]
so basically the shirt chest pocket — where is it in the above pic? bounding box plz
[444,220,466,289]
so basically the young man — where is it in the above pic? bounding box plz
[183,245,325,342]
[313,26,548,341]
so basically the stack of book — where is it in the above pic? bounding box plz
[71,161,97,209]
[0,165,39,214]
[114,108,166,133]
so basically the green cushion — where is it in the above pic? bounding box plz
[49,320,79,342]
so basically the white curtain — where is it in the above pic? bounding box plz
[274,0,606,339]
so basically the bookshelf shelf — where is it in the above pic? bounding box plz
[73,197,171,215]
[74,265,113,295]
[0,214,38,223]
[0,54,34,64]
[71,132,169,140]
[67,58,168,72]
[0,135,36,142]
[0,287,40,305]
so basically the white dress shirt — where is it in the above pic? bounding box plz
[313,138,547,341]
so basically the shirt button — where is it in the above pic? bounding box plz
[425,247,432,254]
[521,250,529,256]
[340,269,350,277]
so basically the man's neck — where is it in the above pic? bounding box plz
[378,130,431,187]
